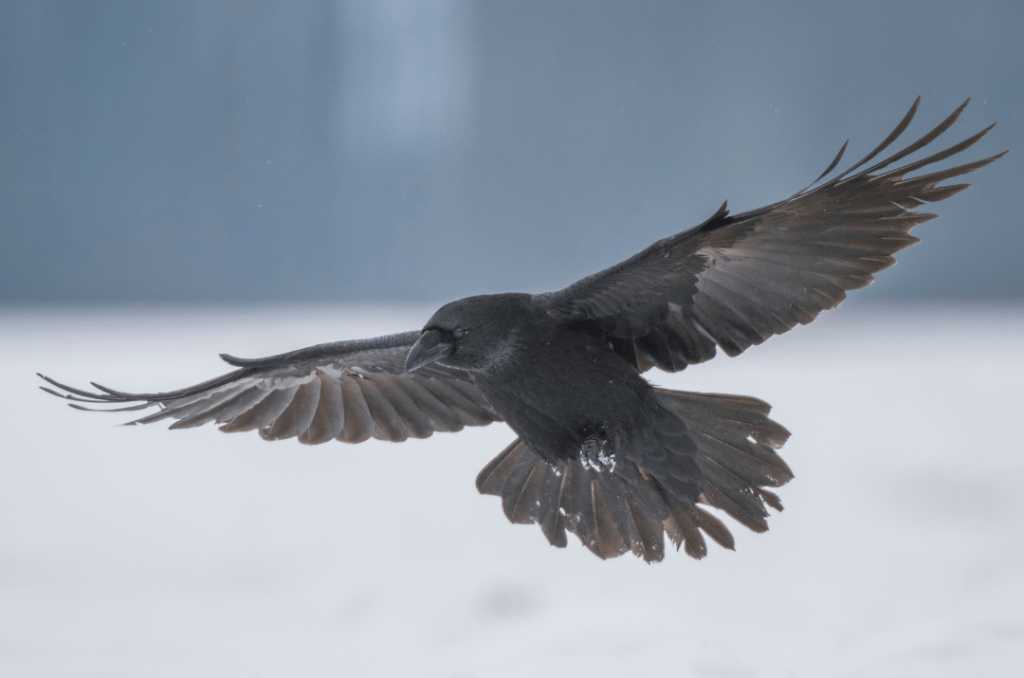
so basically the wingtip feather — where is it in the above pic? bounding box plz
[812,139,848,184]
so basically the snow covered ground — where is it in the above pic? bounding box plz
[2,302,1022,677]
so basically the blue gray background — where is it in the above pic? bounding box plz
[2,0,1021,303]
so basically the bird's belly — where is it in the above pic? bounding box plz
[476,341,656,462]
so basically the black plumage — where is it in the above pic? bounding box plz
[39,99,1004,562]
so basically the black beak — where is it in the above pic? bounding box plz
[406,329,453,372]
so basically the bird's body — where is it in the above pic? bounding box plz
[409,291,788,559]
[40,99,1004,562]
[455,294,652,462]
[438,294,702,498]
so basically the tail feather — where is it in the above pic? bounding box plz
[626,495,666,562]
[476,438,531,495]
[540,464,570,548]
[586,480,630,559]
[509,455,572,528]
[503,456,545,524]
[683,502,737,551]
[663,501,708,558]
[692,430,792,487]
[562,456,596,544]
[655,387,792,531]
[657,478,736,557]
[657,389,791,452]
[693,456,772,533]
[476,387,793,562]
[756,487,784,512]
[699,484,769,533]
[497,450,535,521]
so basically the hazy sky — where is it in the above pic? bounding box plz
[1,0,1021,303]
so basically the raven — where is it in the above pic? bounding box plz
[39,99,1004,562]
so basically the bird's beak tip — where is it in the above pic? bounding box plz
[406,329,452,372]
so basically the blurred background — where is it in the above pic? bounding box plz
[1,0,1021,304]
[2,2,1023,676]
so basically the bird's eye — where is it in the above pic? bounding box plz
[452,328,466,340]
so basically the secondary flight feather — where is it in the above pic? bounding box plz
[39,99,1004,562]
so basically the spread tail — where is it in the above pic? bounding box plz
[476,388,792,562]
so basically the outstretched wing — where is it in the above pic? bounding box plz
[538,98,1006,372]
[39,331,501,444]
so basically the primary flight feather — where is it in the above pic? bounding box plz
[40,99,1004,562]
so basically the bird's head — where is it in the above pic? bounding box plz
[406,293,531,372]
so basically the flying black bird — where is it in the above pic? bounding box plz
[39,99,1004,562]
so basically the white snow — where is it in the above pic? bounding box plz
[579,440,617,473]
[1,302,1022,677]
